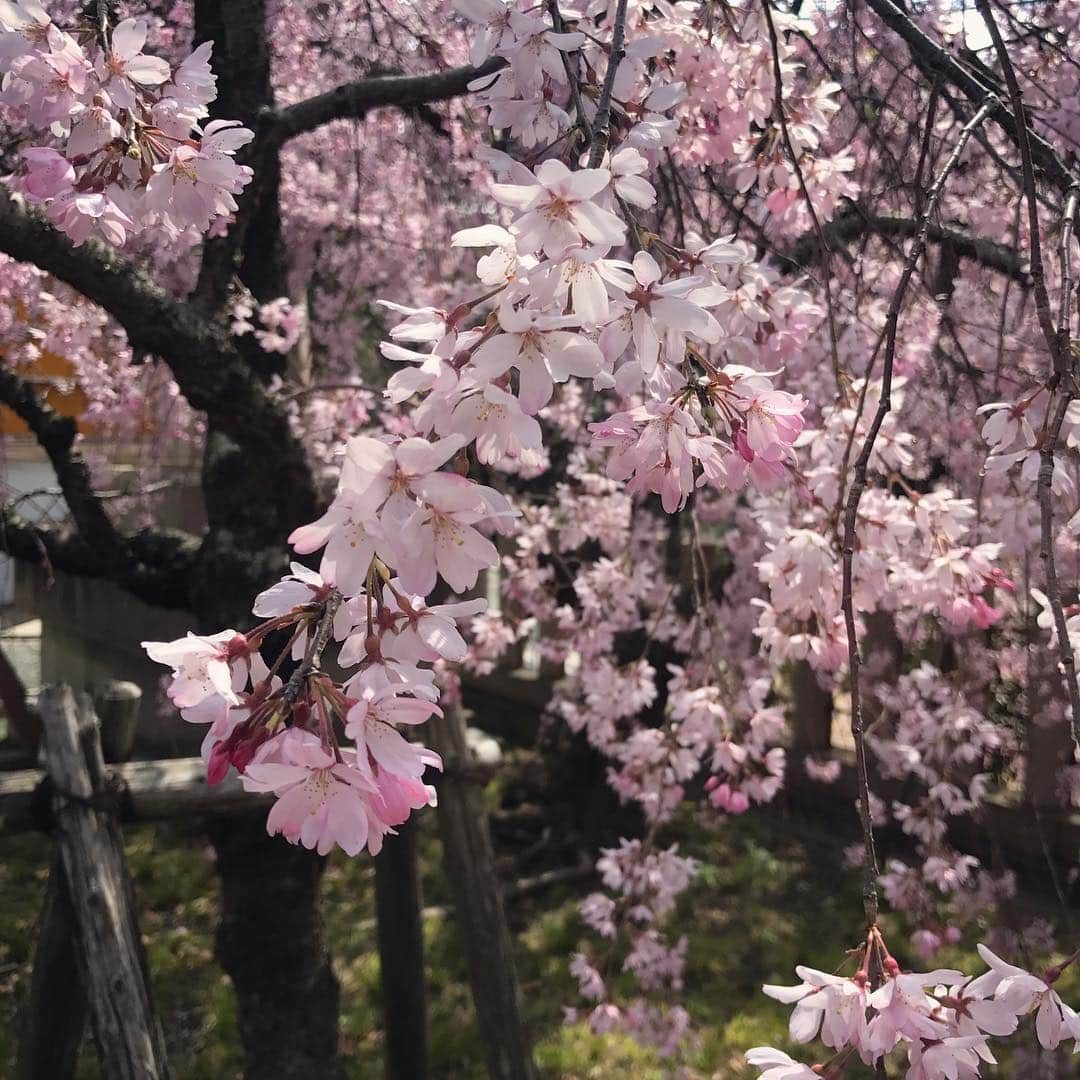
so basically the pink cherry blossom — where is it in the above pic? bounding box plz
[241,729,380,856]
[763,966,870,1049]
[744,1047,819,1079]
[491,159,624,256]
[471,304,605,413]
[18,146,73,200]
[344,683,441,778]
[391,472,505,595]
[99,18,170,110]
[142,629,247,709]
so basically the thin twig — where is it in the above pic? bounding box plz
[548,0,592,141]
[840,98,996,929]
[1058,188,1079,342]
[278,381,370,404]
[586,0,629,168]
[761,0,843,391]
[975,0,1063,373]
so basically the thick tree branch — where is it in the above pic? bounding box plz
[269,58,504,146]
[0,361,129,570]
[864,0,1077,193]
[0,505,197,609]
[787,209,1031,284]
[0,363,199,605]
[193,51,502,314]
[0,190,319,530]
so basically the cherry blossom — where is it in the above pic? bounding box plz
[241,729,381,857]
[491,159,625,256]
[744,1047,819,1079]
[98,18,171,110]
[143,630,247,709]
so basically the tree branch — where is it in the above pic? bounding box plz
[0,505,198,609]
[864,0,1077,194]
[0,190,319,530]
[269,58,505,147]
[0,360,129,570]
[840,98,996,930]
[787,209,1031,284]
[193,50,504,313]
[586,0,628,168]
[0,363,199,606]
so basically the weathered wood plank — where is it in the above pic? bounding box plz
[14,855,88,1080]
[39,684,171,1080]
[427,705,536,1080]
[374,820,428,1080]
[0,756,270,835]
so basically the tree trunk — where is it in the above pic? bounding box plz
[209,815,345,1080]
[193,417,344,1079]
[789,658,833,764]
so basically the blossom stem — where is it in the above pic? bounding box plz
[839,95,995,929]
[260,621,309,687]
[284,589,343,704]
[548,0,593,141]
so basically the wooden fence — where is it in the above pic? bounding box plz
[2,683,536,1080]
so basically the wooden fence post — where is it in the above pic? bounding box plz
[427,705,537,1080]
[93,679,142,763]
[374,820,428,1080]
[38,684,171,1080]
[14,855,88,1080]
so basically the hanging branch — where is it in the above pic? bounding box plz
[761,0,843,390]
[974,0,1061,372]
[975,0,1080,755]
[1035,182,1080,758]
[840,97,996,929]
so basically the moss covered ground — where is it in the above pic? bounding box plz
[0,806,1073,1077]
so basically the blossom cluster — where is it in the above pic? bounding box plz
[567,839,696,1055]
[865,665,1017,961]
[144,553,489,855]
[751,379,1015,672]
[749,930,1080,1078]
[1,2,252,245]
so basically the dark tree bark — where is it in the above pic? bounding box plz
[193,429,345,1080]
[209,815,345,1080]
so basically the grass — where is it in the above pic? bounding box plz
[0,806,1074,1077]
